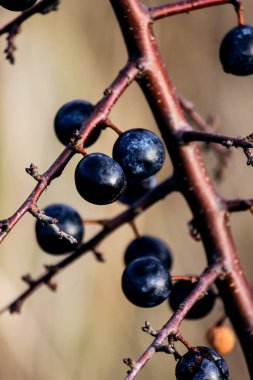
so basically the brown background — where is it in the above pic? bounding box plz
[0,0,253,379]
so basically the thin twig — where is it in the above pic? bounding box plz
[0,176,177,315]
[0,61,139,244]
[124,262,224,379]
[149,0,234,20]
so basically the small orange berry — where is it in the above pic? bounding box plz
[206,325,236,355]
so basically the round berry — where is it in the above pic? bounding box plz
[122,256,172,308]
[124,235,173,269]
[206,325,236,355]
[75,153,126,205]
[169,280,216,319]
[219,25,253,76]
[54,100,102,147]
[175,346,229,380]
[118,175,156,205]
[0,0,37,11]
[35,204,84,255]
[113,128,165,179]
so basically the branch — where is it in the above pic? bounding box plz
[124,261,224,380]
[0,61,139,243]
[149,0,241,21]
[177,130,253,150]
[178,94,232,180]
[110,1,253,375]
[226,198,253,213]
[0,176,177,315]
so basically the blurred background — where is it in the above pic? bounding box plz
[0,0,253,379]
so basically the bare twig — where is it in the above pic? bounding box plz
[0,61,139,243]
[149,0,237,20]
[0,176,177,315]
[124,262,224,379]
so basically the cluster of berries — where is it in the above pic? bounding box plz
[2,5,249,376]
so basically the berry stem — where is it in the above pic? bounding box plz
[174,332,192,350]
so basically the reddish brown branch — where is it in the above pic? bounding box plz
[0,176,177,315]
[124,262,224,379]
[177,130,253,150]
[110,0,253,376]
[226,198,253,212]
[149,0,236,20]
[0,61,139,243]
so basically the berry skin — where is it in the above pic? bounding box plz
[35,204,84,255]
[54,100,102,147]
[206,325,236,355]
[121,256,172,308]
[175,346,229,380]
[124,235,173,269]
[219,25,253,76]
[75,153,126,205]
[169,280,216,319]
[0,0,37,11]
[112,128,165,180]
[118,175,156,205]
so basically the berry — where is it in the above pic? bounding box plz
[0,0,37,11]
[75,153,126,205]
[169,280,216,319]
[54,100,102,147]
[121,256,172,308]
[206,325,236,355]
[124,235,173,269]
[35,204,84,255]
[219,25,253,76]
[118,175,156,205]
[112,128,165,180]
[175,346,229,380]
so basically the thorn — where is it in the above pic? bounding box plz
[44,280,57,292]
[142,321,158,337]
[188,219,201,241]
[92,250,105,262]
[9,300,22,314]
[0,219,10,233]
[123,357,136,369]
[25,163,42,181]
[40,0,60,14]
[21,274,34,286]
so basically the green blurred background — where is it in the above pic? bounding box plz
[0,0,253,379]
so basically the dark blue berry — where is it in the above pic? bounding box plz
[175,346,229,380]
[219,25,253,76]
[54,100,102,147]
[35,204,84,255]
[75,153,126,205]
[113,128,165,179]
[124,235,173,269]
[122,256,172,308]
[169,280,216,319]
[118,175,156,205]
[0,0,37,11]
